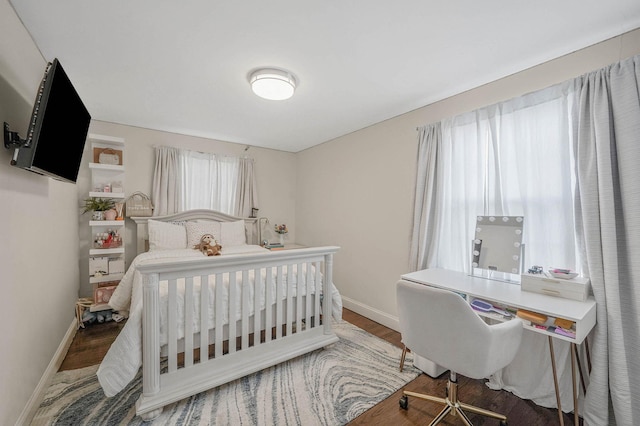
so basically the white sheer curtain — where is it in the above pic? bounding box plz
[420,83,579,275]
[152,147,258,217]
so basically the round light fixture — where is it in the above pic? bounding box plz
[249,68,296,100]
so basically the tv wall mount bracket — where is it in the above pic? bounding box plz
[4,122,31,150]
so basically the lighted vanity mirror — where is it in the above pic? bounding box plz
[472,216,524,275]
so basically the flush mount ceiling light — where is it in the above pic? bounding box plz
[249,68,297,100]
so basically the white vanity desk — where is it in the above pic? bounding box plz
[401,268,596,426]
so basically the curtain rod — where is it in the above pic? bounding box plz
[152,144,254,161]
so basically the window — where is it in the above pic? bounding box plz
[421,83,580,274]
[152,146,257,217]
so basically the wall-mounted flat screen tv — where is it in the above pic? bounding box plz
[6,58,91,183]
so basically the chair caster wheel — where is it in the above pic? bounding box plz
[499,420,508,426]
[399,395,408,410]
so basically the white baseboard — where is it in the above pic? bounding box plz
[17,319,77,426]
[341,296,400,332]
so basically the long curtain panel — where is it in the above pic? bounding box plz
[409,123,442,271]
[571,55,640,426]
[151,146,180,216]
[234,157,258,218]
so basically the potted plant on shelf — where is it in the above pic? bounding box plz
[82,197,116,221]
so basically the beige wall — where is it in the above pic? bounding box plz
[77,121,297,297]
[296,28,640,329]
[0,1,80,424]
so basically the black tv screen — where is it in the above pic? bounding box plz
[12,58,91,183]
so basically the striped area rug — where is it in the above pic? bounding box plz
[32,320,420,425]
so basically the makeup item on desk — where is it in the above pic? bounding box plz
[471,299,512,317]
[554,317,575,329]
[516,309,548,325]
[555,327,576,338]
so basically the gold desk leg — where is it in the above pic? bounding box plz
[574,344,587,394]
[571,343,578,426]
[400,346,407,372]
[548,336,564,426]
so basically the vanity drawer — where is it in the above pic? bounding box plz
[521,273,590,302]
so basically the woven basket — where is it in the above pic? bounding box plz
[125,191,154,217]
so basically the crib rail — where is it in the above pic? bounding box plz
[135,246,339,417]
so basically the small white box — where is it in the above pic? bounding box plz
[89,257,109,276]
[108,258,125,275]
[413,354,447,378]
[521,273,590,301]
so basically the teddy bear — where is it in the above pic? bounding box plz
[194,233,222,256]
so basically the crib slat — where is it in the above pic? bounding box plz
[305,262,312,327]
[265,267,273,343]
[314,261,321,328]
[214,273,224,358]
[276,266,283,339]
[184,277,194,368]
[253,267,261,346]
[200,274,209,362]
[228,272,237,354]
[168,279,177,373]
[286,264,294,336]
[241,270,249,349]
[296,263,303,332]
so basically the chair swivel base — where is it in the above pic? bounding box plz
[399,376,508,426]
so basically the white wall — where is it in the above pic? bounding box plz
[78,119,297,297]
[296,28,640,330]
[0,1,80,424]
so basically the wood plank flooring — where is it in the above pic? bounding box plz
[60,309,579,425]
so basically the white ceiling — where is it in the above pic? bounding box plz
[9,1,640,152]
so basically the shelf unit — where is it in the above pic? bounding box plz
[86,134,126,314]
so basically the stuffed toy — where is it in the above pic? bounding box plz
[194,233,222,256]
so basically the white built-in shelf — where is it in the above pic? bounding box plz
[89,191,125,199]
[89,162,125,172]
[89,247,125,256]
[88,133,125,146]
[90,273,124,284]
[90,220,126,227]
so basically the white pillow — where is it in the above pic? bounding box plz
[186,221,222,248]
[148,220,187,251]
[220,220,247,247]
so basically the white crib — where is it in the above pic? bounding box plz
[97,210,341,419]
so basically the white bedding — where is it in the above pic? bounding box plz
[97,245,343,397]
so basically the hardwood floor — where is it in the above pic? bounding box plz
[60,309,579,425]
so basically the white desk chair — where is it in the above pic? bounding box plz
[396,279,523,426]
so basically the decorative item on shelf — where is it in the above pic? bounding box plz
[93,229,122,249]
[114,202,124,220]
[111,181,124,194]
[274,223,288,245]
[250,207,259,218]
[125,191,154,217]
[82,197,116,221]
[93,147,123,165]
[104,209,117,221]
